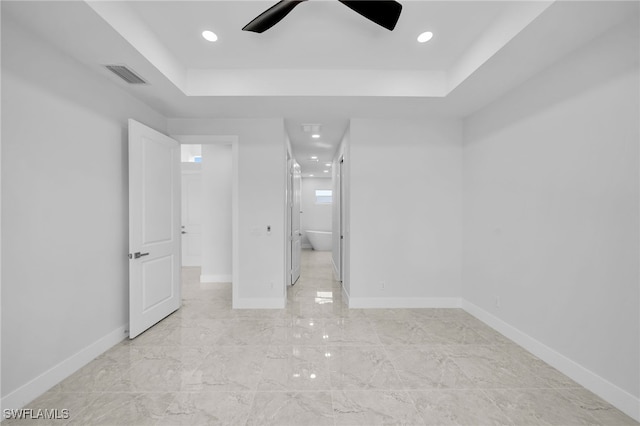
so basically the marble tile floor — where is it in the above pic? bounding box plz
[8,250,638,425]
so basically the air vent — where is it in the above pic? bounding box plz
[105,65,148,85]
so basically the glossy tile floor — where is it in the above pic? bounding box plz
[12,250,638,425]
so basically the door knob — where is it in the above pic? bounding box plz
[182,231,187,234]
[133,252,149,259]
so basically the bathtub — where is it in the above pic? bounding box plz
[306,230,332,251]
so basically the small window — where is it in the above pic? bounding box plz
[315,189,333,204]
[180,144,202,163]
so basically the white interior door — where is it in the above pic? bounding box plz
[181,167,202,266]
[128,119,181,339]
[286,154,292,286]
[291,162,302,284]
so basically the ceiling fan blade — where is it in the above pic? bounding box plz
[242,0,308,33]
[338,0,402,31]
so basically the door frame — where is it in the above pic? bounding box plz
[339,155,345,282]
[286,151,293,287]
[290,161,302,286]
[336,153,349,296]
[172,135,239,302]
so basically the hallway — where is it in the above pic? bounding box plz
[8,250,637,425]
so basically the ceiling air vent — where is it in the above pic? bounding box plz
[105,65,148,85]
[301,124,321,134]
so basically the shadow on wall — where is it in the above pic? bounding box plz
[465,16,639,142]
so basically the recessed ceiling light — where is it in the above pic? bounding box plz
[311,134,320,139]
[323,170,329,173]
[325,163,331,167]
[311,156,318,160]
[309,174,314,177]
[202,30,218,42]
[417,31,433,43]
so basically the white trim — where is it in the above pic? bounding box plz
[349,297,461,309]
[331,257,340,281]
[341,282,350,305]
[301,243,313,250]
[461,300,640,422]
[284,146,292,290]
[232,297,285,309]
[173,135,238,145]
[0,325,126,411]
[200,274,232,283]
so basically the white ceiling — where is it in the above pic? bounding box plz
[3,0,638,176]
[127,1,508,70]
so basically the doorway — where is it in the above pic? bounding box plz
[174,135,239,299]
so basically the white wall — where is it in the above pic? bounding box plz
[462,18,639,415]
[2,3,637,421]
[167,119,287,307]
[348,118,463,306]
[201,144,232,282]
[300,178,332,248]
[0,4,4,413]
[1,17,167,406]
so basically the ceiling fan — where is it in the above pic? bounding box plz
[242,0,403,33]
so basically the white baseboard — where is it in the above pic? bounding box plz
[233,297,285,309]
[0,325,127,411]
[349,297,462,309]
[200,274,232,283]
[461,300,640,422]
[301,243,313,249]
